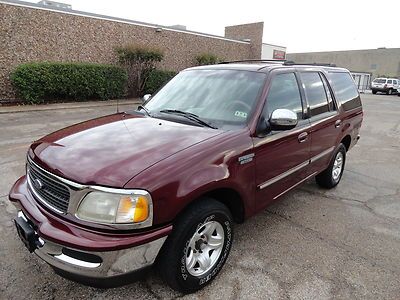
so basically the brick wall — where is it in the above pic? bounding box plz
[0,2,263,101]
[225,22,264,60]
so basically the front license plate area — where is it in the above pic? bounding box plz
[14,216,39,253]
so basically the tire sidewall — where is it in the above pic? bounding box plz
[177,211,233,291]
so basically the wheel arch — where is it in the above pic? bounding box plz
[341,135,352,151]
[176,187,246,224]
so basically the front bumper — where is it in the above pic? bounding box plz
[9,176,171,284]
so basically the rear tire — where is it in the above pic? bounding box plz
[387,89,393,95]
[372,90,377,94]
[157,198,233,294]
[316,144,346,189]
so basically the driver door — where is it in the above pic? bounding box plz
[253,71,311,210]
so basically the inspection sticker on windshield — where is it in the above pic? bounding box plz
[234,111,247,118]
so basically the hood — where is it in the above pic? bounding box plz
[30,113,223,187]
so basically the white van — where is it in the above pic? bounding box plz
[371,78,399,95]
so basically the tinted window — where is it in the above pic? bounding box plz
[265,73,303,119]
[320,74,336,111]
[387,80,393,84]
[329,72,361,111]
[301,72,329,116]
[374,79,386,83]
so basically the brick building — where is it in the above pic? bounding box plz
[0,0,276,101]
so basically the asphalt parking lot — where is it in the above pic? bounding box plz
[0,94,399,299]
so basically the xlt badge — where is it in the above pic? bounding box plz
[238,153,255,165]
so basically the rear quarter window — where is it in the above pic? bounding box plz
[328,72,361,111]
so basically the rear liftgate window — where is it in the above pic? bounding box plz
[329,72,361,111]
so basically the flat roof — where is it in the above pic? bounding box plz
[288,47,400,55]
[0,0,250,44]
[262,42,287,49]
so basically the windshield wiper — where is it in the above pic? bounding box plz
[159,109,217,129]
[137,105,151,117]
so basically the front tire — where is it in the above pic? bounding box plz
[372,90,377,94]
[316,144,346,189]
[387,89,393,95]
[157,198,233,294]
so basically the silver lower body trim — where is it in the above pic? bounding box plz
[258,161,309,190]
[273,171,318,200]
[258,146,335,190]
[310,146,335,164]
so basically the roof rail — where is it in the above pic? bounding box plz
[218,59,286,64]
[283,61,337,67]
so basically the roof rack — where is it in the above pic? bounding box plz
[217,59,337,67]
[218,59,286,64]
[283,61,337,67]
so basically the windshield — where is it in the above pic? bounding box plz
[145,69,266,128]
[373,79,386,83]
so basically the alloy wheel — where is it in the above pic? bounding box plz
[185,221,224,277]
[332,152,344,182]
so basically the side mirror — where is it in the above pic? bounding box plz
[142,94,152,102]
[269,109,298,130]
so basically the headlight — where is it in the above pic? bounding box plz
[76,190,152,225]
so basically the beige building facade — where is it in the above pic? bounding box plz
[287,48,400,80]
[0,0,266,101]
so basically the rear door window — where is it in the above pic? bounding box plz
[300,72,329,116]
[320,74,336,111]
[328,72,361,111]
[388,80,393,84]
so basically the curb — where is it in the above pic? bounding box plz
[0,99,141,114]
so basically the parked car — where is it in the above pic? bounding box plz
[371,77,399,95]
[9,61,363,294]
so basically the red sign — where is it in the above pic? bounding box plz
[273,50,286,60]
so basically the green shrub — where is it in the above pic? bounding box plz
[144,69,177,94]
[116,46,164,64]
[195,53,220,66]
[116,45,164,96]
[10,62,127,103]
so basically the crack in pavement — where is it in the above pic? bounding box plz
[0,158,24,167]
[298,187,400,226]
[265,208,400,277]
[346,168,399,187]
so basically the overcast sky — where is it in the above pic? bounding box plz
[26,0,400,53]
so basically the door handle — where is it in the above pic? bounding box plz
[298,132,308,143]
[335,120,342,128]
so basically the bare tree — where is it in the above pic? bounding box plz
[116,45,164,96]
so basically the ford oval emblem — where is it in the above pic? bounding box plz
[33,178,44,190]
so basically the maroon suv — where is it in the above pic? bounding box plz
[9,61,363,293]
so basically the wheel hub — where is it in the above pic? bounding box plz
[194,238,207,250]
[185,221,224,277]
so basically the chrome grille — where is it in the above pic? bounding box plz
[27,160,70,213]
